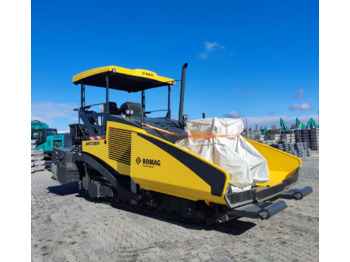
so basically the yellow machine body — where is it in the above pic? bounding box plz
[82,121,302,207]
[246,139,302,187]
[51,63,313,224]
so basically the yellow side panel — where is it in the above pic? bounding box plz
[82,120,228,204]
[104,122,147,176]
[246,139,302,187]
[82,122,146,175]
[130,133,228,204]
[82,140,107,162]
[81,138,131,176]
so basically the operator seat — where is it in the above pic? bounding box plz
[108,102,120,115]
[119,102,141,119]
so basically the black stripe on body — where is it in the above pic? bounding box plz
[138,133,226,197]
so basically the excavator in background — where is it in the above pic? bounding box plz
[307,118,319,129]
[280,118,288,132]
[31,120,70,155]
[295,118,306,130]
[261,126,268,135]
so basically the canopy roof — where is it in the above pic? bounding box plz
[72,65,176,92]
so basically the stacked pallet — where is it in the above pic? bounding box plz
[243,131,313,157]
[262,139,274,146]
[255,134,264,141]
[31,140,45,173]
[243,127,319,155]
[267,134,281,141]
[245,131,264,141]
[270,141,312,157]
[245,131,255,139]
[281,132,295,143]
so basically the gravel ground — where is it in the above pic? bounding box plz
[31,152,319,262]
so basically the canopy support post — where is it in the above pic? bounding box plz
[105,75,110,114]
[167,85,171,119]
[81,82,85,108]
[141,90,145,124]
[80,82,85,124]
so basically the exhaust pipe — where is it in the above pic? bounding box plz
[179,63,188,126]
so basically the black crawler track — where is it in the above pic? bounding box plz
[91,195,203,225]
[111,200,203,225]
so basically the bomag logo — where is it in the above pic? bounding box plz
[143,158,161,166]
[142,71,154,77]
[136,157,161,168]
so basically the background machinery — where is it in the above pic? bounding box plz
[31,120,70,155]
[280,118,288,132]
[295,117,306,130]
[52,64,312,224]
[261,126,268,135]
[307,117,319,129]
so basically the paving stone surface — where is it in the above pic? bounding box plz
[32,153,319,261]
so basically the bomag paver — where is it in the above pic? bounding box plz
[53,64,312,224]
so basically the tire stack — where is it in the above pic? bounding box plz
[294,142,310,157]
[265,134,280,146]
[273,133,281,141]
[268,134,280,141]
[281,133,288,143]
[31,140,45,173]
[307,147,312,156]
[294,129,302,143]
[301,129,311,148]
[281,130,294,143]
[265,140,274,146]
[290,131,296,143]
[285,143,297,156]
[271,141,282,150]
[277,141,285,151]
[309,128,319,150]
[264,135,275,146]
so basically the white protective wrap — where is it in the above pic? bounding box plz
[175,118,269,192]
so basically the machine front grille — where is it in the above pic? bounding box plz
[108,127,132,165]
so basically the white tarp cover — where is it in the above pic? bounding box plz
[175,118,269,192]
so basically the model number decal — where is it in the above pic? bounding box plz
[86,142,100,146]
